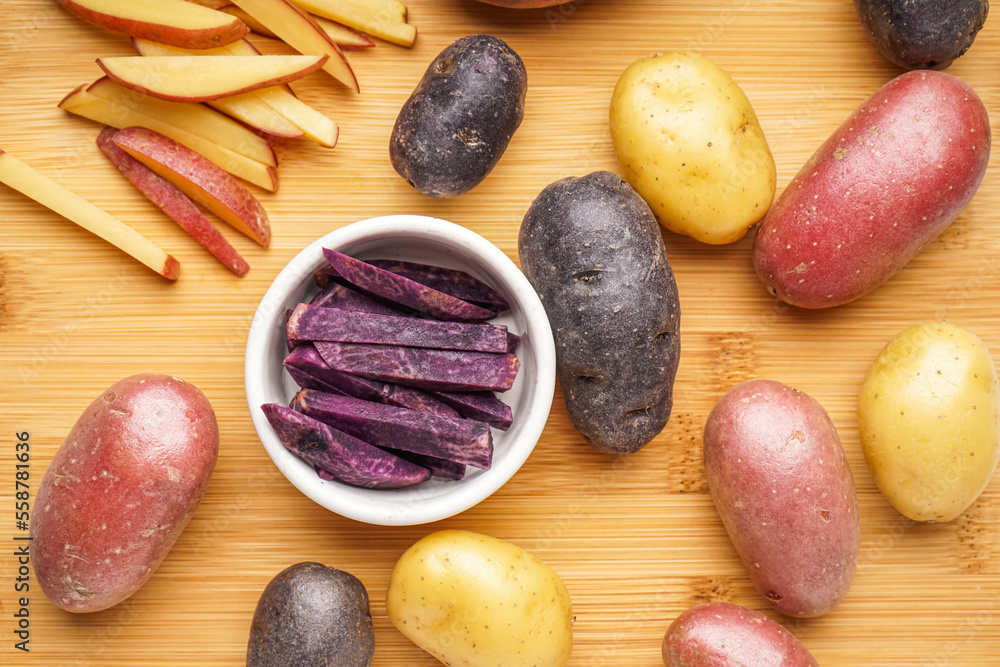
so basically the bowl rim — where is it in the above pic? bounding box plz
[244,214,555,526]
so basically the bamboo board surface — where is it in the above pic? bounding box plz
[2,0,1000,664]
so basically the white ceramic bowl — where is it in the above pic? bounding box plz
[245,215,555,526]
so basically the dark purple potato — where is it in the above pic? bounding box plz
[287,304,510,353]
[854,0,988,70]
[324,249,496,322]
[284,344,460,418]
[314,341,520,393]
[292,390,494,470]
[260,404,430,489]
[518,171,680,455]
[389,34,527,198]
[247,562,375,667]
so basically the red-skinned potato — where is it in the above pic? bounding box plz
[31,375,219,613]
[663,602,818,666]
[753,70,990,308]
[704,380,860,618]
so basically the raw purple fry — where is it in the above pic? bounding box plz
[291,389,494,470]
[388,450,467,481]
[314,341,520,392]
[427,390,513,431]
[260,403,430,489]
[320,259,510,311]
[323,249,496,322]
[287,304,510,353]
[507,332,520,353]
[310,281,415,317]
[285,345,459,418]
[285,364,348,397]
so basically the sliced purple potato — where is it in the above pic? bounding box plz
[314,341,520,392]
[284,344,460,418]
[291,389,493,470]
[260,403,430,489]
[287,304,509,353]
[320,258,509,312]
[310,281,416,317]
[285,364,348,396]
[323,249,496,322]
[427,390,513,431]
[388,450,467,481]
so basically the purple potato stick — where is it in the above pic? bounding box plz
[287,304,509,353]
[388,450,467,480]
[285,344,460,418]
[285,364,349,396]
[323,249,496,322]
[291,390,493,470]
[310,282,415,317]
[319,259,510,312]
[427,390,513,431]
[507,332,520,353]
[314,341,520,392]
[260,403,430,489]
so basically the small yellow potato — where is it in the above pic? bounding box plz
[386,529,573,666]
[859,322,1000,522]
[610,51,776,245]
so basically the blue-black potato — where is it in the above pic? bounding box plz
[246,562,375,667]
[854,0,988,70]
[518,171,680,454]
[389,34,527,198]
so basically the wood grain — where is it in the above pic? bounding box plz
[2,0,1000,664]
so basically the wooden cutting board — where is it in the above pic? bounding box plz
[2,0,999,664]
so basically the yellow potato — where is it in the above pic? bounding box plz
[858,322,1000,522]
[610,51,776,244]
[386,529,573,667]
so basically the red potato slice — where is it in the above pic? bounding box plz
[255,87,339,147]
[0,149,179,280]
[314,341,520,392]
[56,0,247,50]
[220,5,281,38]
[113,126,271,247]
[130,39,304,137]
[294,0,416,47]
[208,91,305,138]
[86,77,278,166]
[284,344,459,418]
[96,127,249,277]
[97,55,328,103]
[132,36,337,146]
[287,304,510,352]
[261,403,430,489]
[292,389,494,469]
[58,86,278,192]
[311,14,375,49]
[323,249,496,322]
[230,0,360,92]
